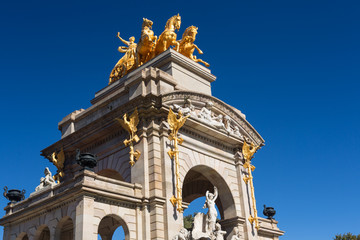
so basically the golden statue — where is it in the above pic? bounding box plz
[136,18,157,66]
[115,109,141,166]
[49,148,65,183]
[109,33,137,85]
[242,139,260,230]
[154,14,181,56]
[178,26,209,67]
[108,14,213,85]
[167,108,189,213]
[242,139,259,162]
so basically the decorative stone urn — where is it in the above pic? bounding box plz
[76,149,98,171]
[263,205,276,220]
[3,187,25,204]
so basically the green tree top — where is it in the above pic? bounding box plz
[334,233,360,240]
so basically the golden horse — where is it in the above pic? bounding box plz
[178,26,209,67]
[136,18,157,66]
[154,14,181,56]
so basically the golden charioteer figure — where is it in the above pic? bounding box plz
[109,14,210,84]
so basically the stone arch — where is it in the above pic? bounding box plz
[98,214,130,240]
[181,164,237,220]
[55,216,74,240]
[97,168,124,181]
[34,225,50,240]
[16,233,29,240]
[95,151,131,182]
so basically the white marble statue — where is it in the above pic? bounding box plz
[212,223,226,240]
[172,228,190,240]
[172,98,196,118]
[203,186,218,233]
[233,126,243,139]
[223,115,233,134]
[35,167,57,192]
[174,186,227,240]
[230,227,241,240]
[197,102,226,131]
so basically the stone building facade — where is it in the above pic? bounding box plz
[0,49,284,240]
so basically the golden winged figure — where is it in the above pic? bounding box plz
[242,139,259,161]
[115,108,140,143]
[167,108,189,213]
[115,109,141,166]
[167,108,189,137]
[49,148,65,183]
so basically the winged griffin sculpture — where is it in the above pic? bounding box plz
[168,108,189,212]
[115,109,141,166]
[49,148,65,183]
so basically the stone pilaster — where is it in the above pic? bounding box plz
[75,196,96,240]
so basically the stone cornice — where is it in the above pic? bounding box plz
[0,170,144,226]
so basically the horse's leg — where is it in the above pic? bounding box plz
[135,51,141,67]
[194,44,203,55]
[163,40,168,52]
[195,59,210,67]
[174,41,180,52]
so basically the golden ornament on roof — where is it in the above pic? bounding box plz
[178,26,209,67]
[154,14,181,56]
[109,14,209,85]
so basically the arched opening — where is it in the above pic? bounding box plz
[97,169,124,181]
[55,217,74,240]
[16,233,29,240]
[182,165,236,220]
[35,225,50,240]
[98,214,129,240]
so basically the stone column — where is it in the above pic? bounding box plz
[3,224,10,240]
[235,153,258,240]
[75,196,97,240]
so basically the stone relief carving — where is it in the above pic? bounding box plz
[35,167,57,192]
[213,223,226,240]
[172,98,197,118]
[230,227,242,240]
[163,91,263,145]
[172,228,191,240]
[172,99,244,139]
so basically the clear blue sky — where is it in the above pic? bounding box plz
[0,0,359,239]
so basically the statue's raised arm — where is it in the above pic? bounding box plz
[213,186,218,201]
[117,32,130,46]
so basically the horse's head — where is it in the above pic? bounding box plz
[142,18,153,29]
[182,26,198,40]
[166,14,181,31]
[174,14,181,30]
